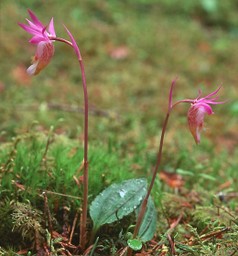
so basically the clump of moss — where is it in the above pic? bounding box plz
[0,200,45,251]
[11,202,45,249]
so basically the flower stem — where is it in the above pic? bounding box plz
[128,81,176,256]
[78,58,89,250]
[127,112,170,256]
[51,35,89,249]
[132,112,170,238]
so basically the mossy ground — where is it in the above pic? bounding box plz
[0,1,238,255]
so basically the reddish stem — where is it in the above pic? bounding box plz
[51,35,89,249]
[132,112,170,238]
[78,59,89,250]
[128,81,176,256]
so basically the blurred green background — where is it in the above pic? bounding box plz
[1,0,238,180]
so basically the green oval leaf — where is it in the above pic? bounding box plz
[137,196,157,242]
[90,178,147,232]
[127,239,142,251]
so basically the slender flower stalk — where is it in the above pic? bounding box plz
[129,81,223,255]
[19,10,89,249]
[131,80,176,243]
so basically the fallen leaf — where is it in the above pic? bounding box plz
[218,180,232,190]
[159,170,184,188]
[13,181,25,191]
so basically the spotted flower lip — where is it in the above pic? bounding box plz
[187,87,224,144]
[26,41,55,75]
[19,9,56,75]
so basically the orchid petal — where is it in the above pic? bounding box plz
[48,18,56,37]
[28,9,44,28]
[18,22,34,34]
[19,9,55,45]
[26,18,43,31]
[27,61,38,76]
[203,86,222,100]
[29,35,48,44]
[196,103,213,115]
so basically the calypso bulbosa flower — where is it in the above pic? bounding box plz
[19,9,89,249]
[18,10,56,75]
[187,87,224,144]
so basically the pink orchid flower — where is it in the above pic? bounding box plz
[187,87,223,144]
[18,10,56,75]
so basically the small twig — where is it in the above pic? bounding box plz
[73,175,82,189]
[200,227,230,242]
[44,190,81,200]
[219,205,237,219]
[167,234,176,255]
[69,209,79,244]
[75,159,84,180]
[165,213,183,255]
[43,192,53,237]
[151,243,161,253]
[158,213,183,247]
[168,213,183,234]
[118,246,129,256]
